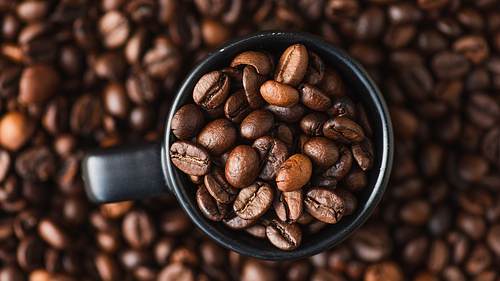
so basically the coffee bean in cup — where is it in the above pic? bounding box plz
[170,44,375,250]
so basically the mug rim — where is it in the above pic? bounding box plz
[163,30,394,260]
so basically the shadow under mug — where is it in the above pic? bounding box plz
[82,30,394,260]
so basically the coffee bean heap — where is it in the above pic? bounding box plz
[1,0,500,280]
[170,44,376,250]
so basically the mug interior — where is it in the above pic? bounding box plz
[164,31,393,260]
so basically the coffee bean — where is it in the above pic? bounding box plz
[196,184,229,222]
[298,83,331,111]
[244,222,267,239]
[94,52,126,80]
[233,181,273,220]
[17,235,44,271]
[193,70,231,109]
[317,66,346,97]
[224,89,252,123]
[220,67,243,89]
[325,0,360,22]
[126,68,160,105]
[222,210,257,230]
[70,93,103,136]
[465,92,500,129]
[18,64,59,105]
[300,113,329,137]
[427,239,449,274]
[264,103,307,123]
[320,144,353,182]
[398,64,434,101]
[204,165,238,204]
[340,164,367,192]
[197,118,236,155]
[304,187,345,224]
[225,145,259,188]
[327,95,357,120]
[0,65,21,98]
[230,51,271,75]
[303,137,339,167]
[122,209,156,249]
[274,189,303,222]
[240,109,274,140]
[431,51,470,79]
[260,80,300,108]
[37,217,71,250]
[276,154,312,192]
[453,35,489,65]
[0,149,10,183]
[355,103,373,137]
[252,136,289,181]
[274,44,308,87]
[266,219,302,250]
[102,82,130,120]
[323,116,364,144]
[171,104,204,140]
[142,36,182,79]
[364,262,404,281]
[242,65,267,109]
[351,138,375,171]
[15,146,56,182]
[335,188,357,215]
[170,140,211,176]
[98,11,130,49]
[303,51,325,85]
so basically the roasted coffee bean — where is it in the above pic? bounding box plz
[351,138,375,171]
[340,164,367,192]
[225,145,259,188]
[276,154,312,192]
[327,95,357,120]
[303,51,325,85]
[0,111,35,152]
[320,144,353,182]
[201,18,231,48]
[193,70,231,109]
[303,137,339,167]
[355,103,373,137]
[171,104,204,140]
[465,92,500,129]
[196,185,229,221]
[93,52,126,80]
[70,93,103,136]
[197,118,236,155]
[335,188,357,215]
[224,89,252,123]
[304,187,345,224]
[126,68,160,105]
[364,262,404,281]
[170,140,211,176]
[264,103,307,123]
[15,146,56,182]
[222,210,257,230]
[398,65,434,101]
[431,51,470,79]
[122,209,156,249]
[18,64,59,105]
[242,65,266,109]
[142,36,182,79]
[252,136,289,181]
[274,44,308,87]
[298,83,331,111]
[220,67,243,89]
[233,181,273,220]
[230,51,271,75]
[98,11,130,49]
[300,113,329,137]
[157,263,195,281]
[274,189,303,222]
[17,235,44,271]
[266,219,302,250]
[102,82,130,120]
[317,66,346,97]
[323,116,365,144]
[37,217,71,250]
[244,222,267,239]
[260,80,300,108]
[204,166,238,204]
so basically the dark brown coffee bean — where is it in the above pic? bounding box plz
[18,64,59,105]
[388,105,418,138]
[274,189,303,222]
[171,104,204,140]
[326,95,357,120]
[317,66,346,98]
[222,210,257,230]
[305,187,345,224]
[197,118,236,155]
[400,199,432,225]
[244,223,267,239]
[465,244,491,275]
[457,153,489,183]
[233,181,273,220]
[298,83,331,111]
[383,24,417,49]
[126,68,160,105]
[351,138,375,171]
[268,123,293,148]
[252,136,289,181]
[224,89,252,123]
[453,35,489,65]
[204,166,238,204]
[200,104,225,120]
[335,188,357,215]
[157,263,194,281]
[230,51,271,75]
[465,92,500,129]
[17,235,44,271]
[201,18,231,48]
[98,11,130,49]
[398,64,434,101]
[340,164,367,192]
[355,103,373,138]
[323,116,365,144]
[350,224,392,262]
[37,217,71,250]
[193,70,231,109]
[260,80,300,108]
[70,93,103,136]
[427,239,449,274]
[431,51,470,79]
[303,137,339,167]
[220,67,243,89]
[325,0,360,22]
[15,146,56,182]
[142,36,182,79]
[276,154,312,192]
[0,65,21,98]
[102,81,130,120]
[242,65,266,109]
[122,209,156,249]
[303,51,325,85]
[225,145,259,188]
[196,185,229,222]
[264,103,307,123]
[274,44,308,87]
[170,140,211,176]
[320,144,353,182]
[240,109,274,140]
[300,113,328,137]
[266,219,302,250]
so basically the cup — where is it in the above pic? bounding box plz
[82,30,394,260]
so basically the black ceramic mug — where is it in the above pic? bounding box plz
[82,31,394,260]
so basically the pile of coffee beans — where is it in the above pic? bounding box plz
[170,44,375,250]
[1,0,500,280]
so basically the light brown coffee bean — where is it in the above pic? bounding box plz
[266,219,302,250]
[233,181,274,220]
[260,80,300,108]
[323,116,365,144]
[274,189,303,222]
[303,137,339,166]
[304,187,345,224]
[204,165,238,204]
[298,83,331,111]
[274,44,308,87]
[230,51,271,75]
[240,109,274,139]
[276,154,312,192]
[225,145,259,188]
[170,140,211,176]
[193,70,231,109]
[197,118,237,155]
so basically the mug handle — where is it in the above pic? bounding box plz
[81,140,172,204]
